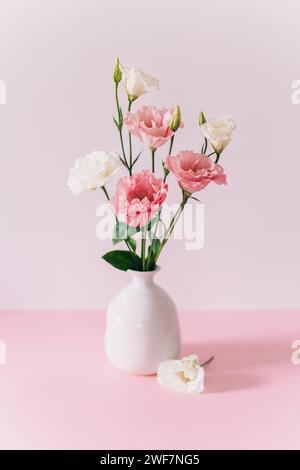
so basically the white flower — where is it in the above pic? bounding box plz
[120,63,159,100]
[68,150,121,195]
[201,115,236,154]
[157,355,205,394]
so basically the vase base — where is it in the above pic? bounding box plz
[104,343,181,376]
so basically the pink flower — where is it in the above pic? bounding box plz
[166,150,227,193]
[111,171,168,227]
[124,106,184,149]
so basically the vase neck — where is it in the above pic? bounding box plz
[129,269,159,287]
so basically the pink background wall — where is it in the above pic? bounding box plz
[0,0,299,311]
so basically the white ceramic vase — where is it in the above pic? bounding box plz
[104,267,181,375]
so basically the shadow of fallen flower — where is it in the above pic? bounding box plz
[180,338,290,393]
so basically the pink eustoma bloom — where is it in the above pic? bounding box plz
[124,106,184,149]
[166,150,227,193]
[111,171,168,228]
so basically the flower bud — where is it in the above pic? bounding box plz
[199,111,206,126]
[169,105,181,132]
[113,58,122,84]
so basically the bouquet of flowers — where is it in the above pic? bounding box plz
[68,59,236,272]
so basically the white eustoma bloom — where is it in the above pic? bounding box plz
[157,355,205,394]
[68,150,121,195]
[120,63,159,100]
[201,115,236,154]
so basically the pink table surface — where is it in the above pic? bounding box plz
[0,310,299,450]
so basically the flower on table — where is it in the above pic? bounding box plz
[111,170,168,228]
[201,115,236,154]
[124,106,184,150]
[120,63,159,101]
[166,150,227,194]
[157,355,205,394]
[68,150,121,195]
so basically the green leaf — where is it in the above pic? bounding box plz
[147,239,161,270]
[148,214,167,240]
[131,150,143,168]
[112,221,137,253]
[127,237,136,253]
[147,214,159,231]
[113,222,138,245]
[113,221,128,243]
[119,156,127,167]
[150,238,161,258]
[102,250,142,271]
[133,225,140,234]
[113,116,120,130]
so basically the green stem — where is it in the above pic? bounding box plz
[146,215,160,270]
[119,132,127,167]
[115,82,121,119]
[101,186,110,201]
[168,135,175,156]
[128,99,133,175]
[101,186,135,254]
[215,153,220,163]
[153,193,189,265]
[163,135,175,182]
[115,83,128,169]
[199,356,214,368]
[151,148,156,173]
[141,227,147,271]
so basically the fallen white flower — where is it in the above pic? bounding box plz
[157,354,205,394]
